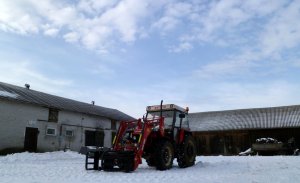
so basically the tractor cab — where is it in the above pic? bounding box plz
[145,104,190,141]
[146,104,189,128]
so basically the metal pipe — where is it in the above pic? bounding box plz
[160,100,163,118]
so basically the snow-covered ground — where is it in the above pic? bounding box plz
[0,151,300,183]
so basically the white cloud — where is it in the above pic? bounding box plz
[77,0,119,15]
[168,0,287,52]
[152,16,179,32]
[196,60,249,79]
[194,49,261,79]
[172,78,300,114]
[44,28,59,37]
[169,42,193,53]
[0,1,41,34]
[260,0,300,56]
[0,60,73,94]
[1,0,295,56]
[70,84,190,118]
[65,78,300,117]
[196,0,286,42]
[0,0,168,53]
[63,32,79,43]
[28,0,78,27]
[201,81,300,111]
[152,2,193,32]
[0,0,299,64]
[188,1,300,79]
[90,64,115,77]
[99,0,153,43]
[292,59,300,68]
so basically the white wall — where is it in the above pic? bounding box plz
[0,99,47,151]
[0,99,114,152]
[57,110,113,151]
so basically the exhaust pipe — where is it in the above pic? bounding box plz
[160,100,163,118]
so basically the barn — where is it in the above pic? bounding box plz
[189,106,300,155]
[0,82,134,154]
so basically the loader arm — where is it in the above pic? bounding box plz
[133,117,165,170]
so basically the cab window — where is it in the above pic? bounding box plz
[175,112,181,127]
[182,115,189,128]
[175,111,189,128]
[147,111,174,128]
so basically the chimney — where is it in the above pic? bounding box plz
[25,84,30,89]
[91,101,95,105]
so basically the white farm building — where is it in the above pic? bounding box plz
[0,82,134,154]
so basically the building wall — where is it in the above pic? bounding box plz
[35,109,113,152]
[0,99,46,152]
[193,128,300,155]
[193,131,250,155]
[0,99,114,153]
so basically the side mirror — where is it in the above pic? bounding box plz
[179,113,185,119]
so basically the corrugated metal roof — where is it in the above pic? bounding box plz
[0,82,134,121]
[189,105,300,132]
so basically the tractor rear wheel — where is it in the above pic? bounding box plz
[177,135,196,168]
[155,140,174,170]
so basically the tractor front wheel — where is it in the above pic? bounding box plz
[146,156,156,167]
[155,140,174,170]
[177,135,197,168]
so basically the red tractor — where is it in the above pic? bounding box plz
[85,101,197,172]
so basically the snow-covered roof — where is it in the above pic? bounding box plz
[189,105,300,132]
[0,81,134,121]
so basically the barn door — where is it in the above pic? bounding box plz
[85,130,104,147]
[85,130,95,146]
[95,131,104,147]
[24,127,39,152]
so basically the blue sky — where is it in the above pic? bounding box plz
[1,0,300,117]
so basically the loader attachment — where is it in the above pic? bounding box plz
[85,147,107,170]
[101,150,135,172]
[85,148,135,172]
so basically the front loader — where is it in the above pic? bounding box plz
[85,101,197,172]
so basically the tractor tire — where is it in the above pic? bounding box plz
[177,135,197,168]
[102,159,114,170]
[146,156,156,167]
[155,140,174,170]
[124,160,134,173]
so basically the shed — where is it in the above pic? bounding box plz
[0,81,134,154]
[189,105,300,155]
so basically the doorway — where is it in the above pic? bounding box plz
[85,130,104,147]
[24,127,39,152]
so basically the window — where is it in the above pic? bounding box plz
[175,112,181,127]
[147,111,175,128]
[175,112,189,128]
[46,127,56,136]
[65,130,74,137]
[48,109,59,122]
[182,115,189,128]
